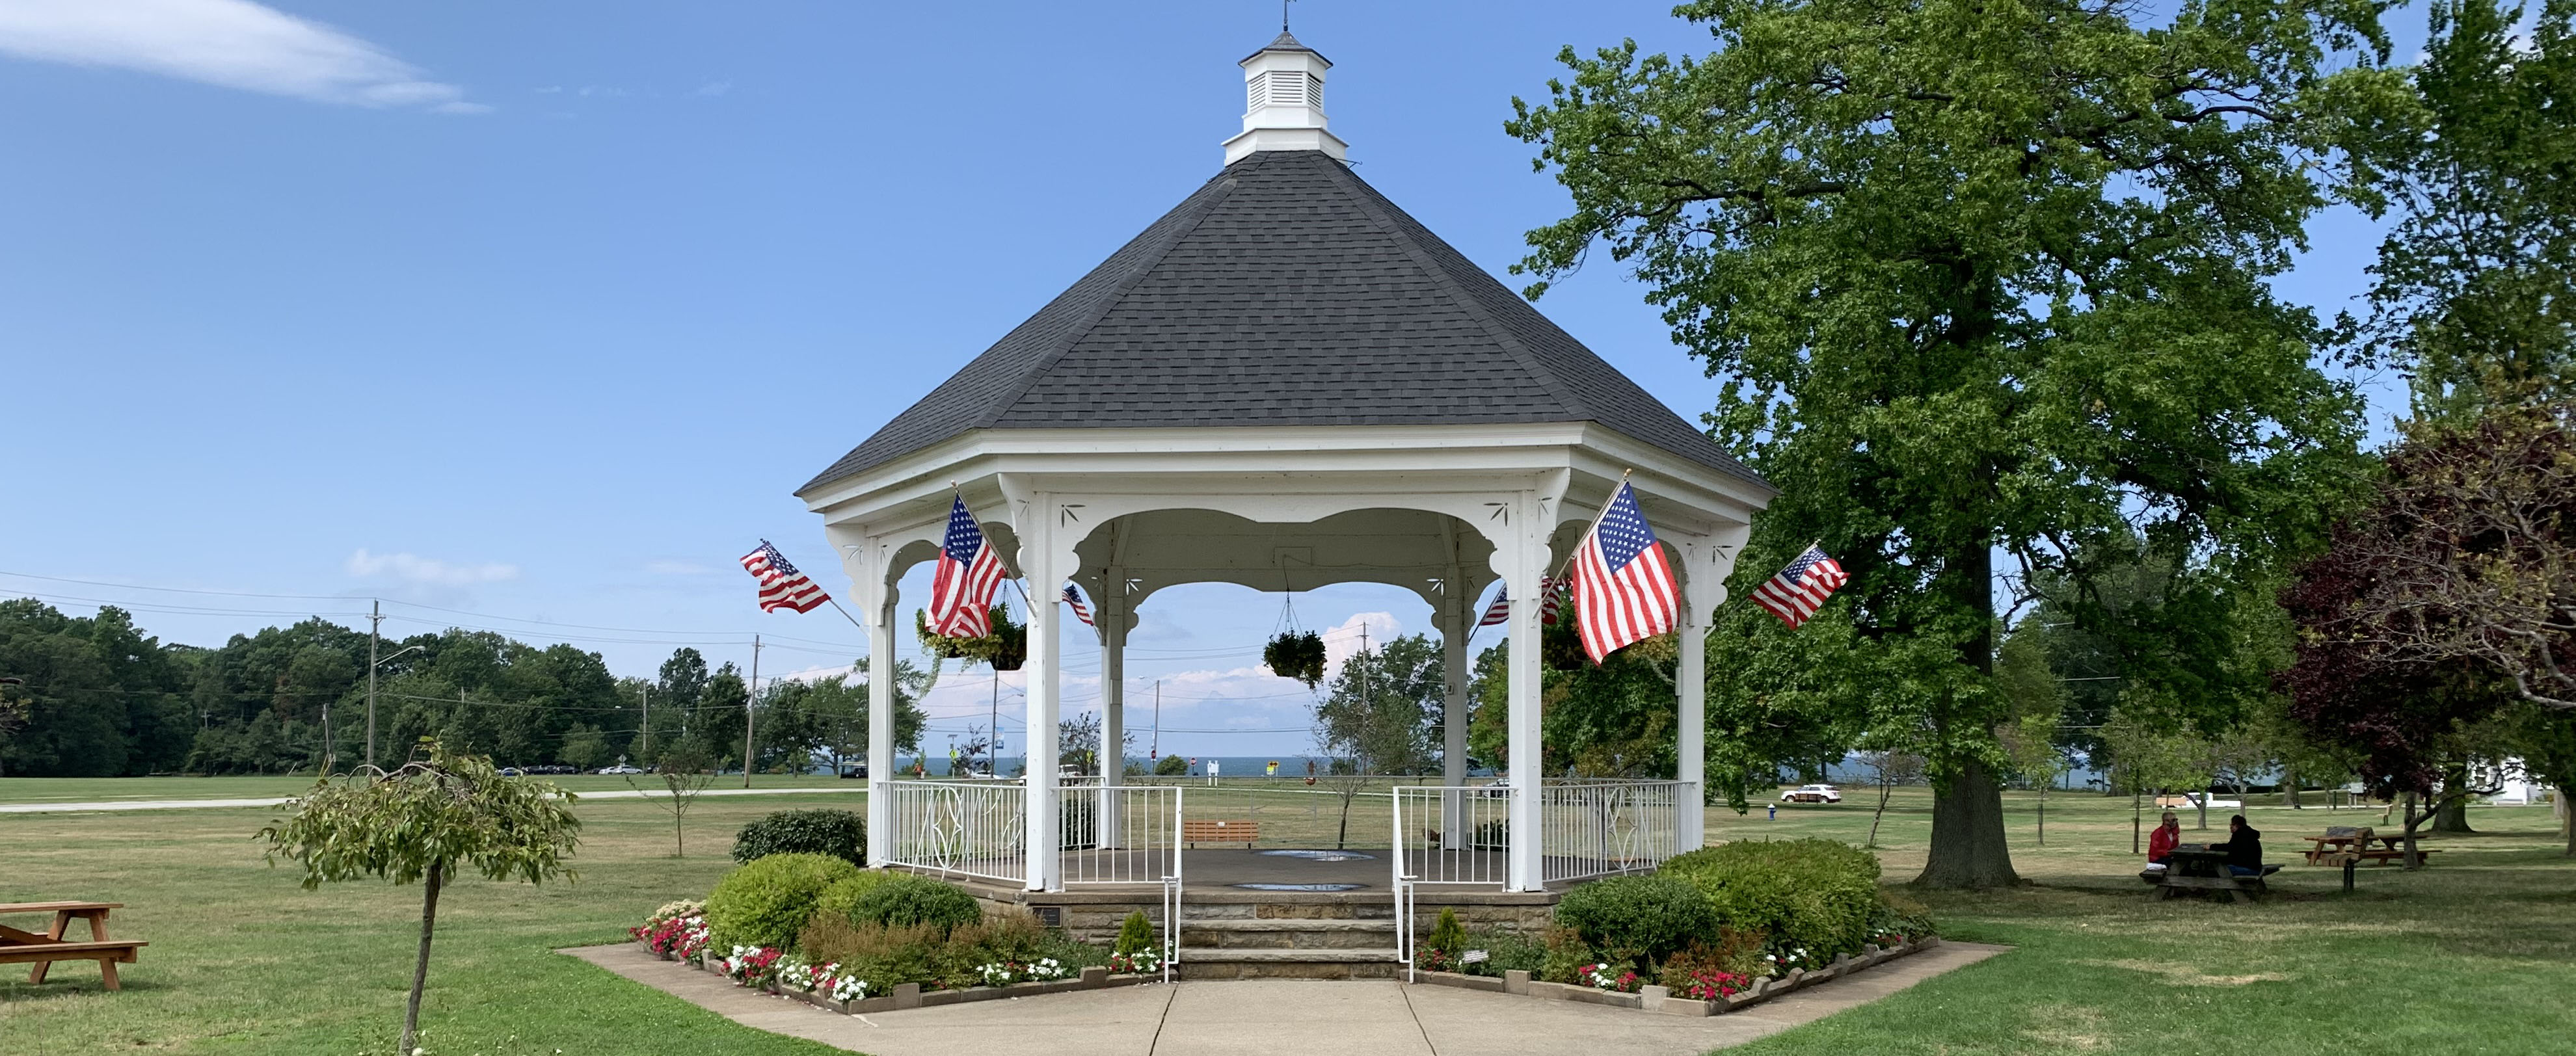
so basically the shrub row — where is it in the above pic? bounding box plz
[1474,838,1935,990]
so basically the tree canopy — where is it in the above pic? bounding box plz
[1509,0,2393,884]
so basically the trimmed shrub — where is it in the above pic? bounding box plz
[811,869,903,927]
[1114,910,1156,955]
[705,852,861,950]
[731,808,867,866]
[1551,874,1721,969]
[1154,754,1190,776]
[1458,929,1545,979]
[799,916,942,988]
[845,874,984,935]
[1661,839,1882,959]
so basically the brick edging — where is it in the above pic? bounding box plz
[648,946,1161,1014]
[1409,936,1942,1017]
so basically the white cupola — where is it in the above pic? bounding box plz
[1222,31,1347,164]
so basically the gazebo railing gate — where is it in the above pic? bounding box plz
[1057,778,1183,983]
[1391,784,1510,981]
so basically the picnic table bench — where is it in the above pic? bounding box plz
[2147,847,2279,903]
[2302,828,2441,868]
[1182,819,1259,848]
[0,901,145,990]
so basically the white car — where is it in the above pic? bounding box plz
[595,765,645,775]
[1780,784,1842,804]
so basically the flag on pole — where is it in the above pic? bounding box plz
[1478,576,1567,629]
[1751,545,1848,629]
[1063,584,1095,626]
[740,540,831,614]
[1568,482,1681,663]
[929,495,1008,637]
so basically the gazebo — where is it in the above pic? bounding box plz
[797,31,1773,898]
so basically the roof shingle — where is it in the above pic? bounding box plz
[801,150,1764,494]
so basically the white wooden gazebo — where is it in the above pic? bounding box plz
[797,31,1772,895]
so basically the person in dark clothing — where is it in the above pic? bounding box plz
[2211,814,2264,876]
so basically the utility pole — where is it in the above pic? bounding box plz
[743,635,761,789]
[988,667,1001,777]
[366,599,381,769]
[1151,680,1161,759]
[640,684,651,759]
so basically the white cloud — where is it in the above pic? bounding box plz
[345,548,518,586]
[692,80,731,97]
[0,0,479,111]
[644,559,714,576]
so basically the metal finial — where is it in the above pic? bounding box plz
[1283,0,1295,32]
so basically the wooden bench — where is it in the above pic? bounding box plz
[0,901,144,990]
[1182,819,1259,848]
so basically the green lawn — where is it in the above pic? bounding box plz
[0,772,863,804]
[3,780,2569,1054]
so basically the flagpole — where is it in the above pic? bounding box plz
[1550,468,1638,584]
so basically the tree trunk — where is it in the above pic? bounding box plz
[2131,791,2141,855]
[2432,766,2475,833]
[2560,789,2572,856]
[401,858,444,1055]
[2285,767,2302,810]
[1868,780,1892,848]
[1917,759,2019,888]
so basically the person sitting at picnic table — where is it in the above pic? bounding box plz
[2147,811,2182,869]
[2211,814,2264,876]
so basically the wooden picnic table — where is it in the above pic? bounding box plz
[2301,833,2440,867]
[2150,847,2275,902]
[0,901,145,990]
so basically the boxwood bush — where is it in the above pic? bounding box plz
[731,808,866,866]
[1550,873,1719,968]
[1660,838,1881,958]
[704,852,862,950]
[844,873,984,935]
[811,869,903,927]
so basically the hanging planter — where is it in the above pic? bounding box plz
[915,602,1026,671]
[1542,619,1590,670]
[1263,631,1327,687]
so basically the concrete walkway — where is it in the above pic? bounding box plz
[563,940,2007,1056]
[0,785,863,814]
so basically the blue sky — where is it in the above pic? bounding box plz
[0,0,2416,759]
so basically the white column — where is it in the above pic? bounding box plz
[1505,490,1548,891]
[1018,494,1064,892]
[867,597,898,866]
[1099,571,1127,847]
[1440,576,1470,841]
[1676,602,1709,853]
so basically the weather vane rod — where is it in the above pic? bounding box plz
[1283,0,1295,33]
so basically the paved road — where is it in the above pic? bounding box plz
[565,940,2009,1056]
[0,785,865,814]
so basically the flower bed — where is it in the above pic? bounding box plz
[665,942,1162,1014]
[1410,936,1941,1017]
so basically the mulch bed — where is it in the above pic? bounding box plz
[1410,937,1942,1018]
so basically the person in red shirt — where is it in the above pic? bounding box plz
[2147,811,2182,866]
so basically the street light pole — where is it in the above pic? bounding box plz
[366,600,381,769]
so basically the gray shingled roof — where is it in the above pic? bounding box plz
[801,149,1767,494]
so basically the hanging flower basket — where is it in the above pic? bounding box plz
[1542,620,1590,670]
[916,602,1026,671]
[1263,631,1327,687]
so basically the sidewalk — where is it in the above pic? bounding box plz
[563,940,2008,1056]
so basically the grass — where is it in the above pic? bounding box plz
[3,778,2570,1054]
[0,790,857,1055]
[0,773,863,804]
[1726,788,2576,1056]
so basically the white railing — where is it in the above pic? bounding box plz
[1540,779,1687,884]
[880,778,1026,885]
[1057,782,1183,982]
[1391,785,1511,980]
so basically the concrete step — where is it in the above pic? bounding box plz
[1181,917,1401,949]
[1182,919,1396,932]
[1179,948,1400,962]
[1175,947,1404,981]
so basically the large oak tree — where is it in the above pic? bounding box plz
[1509,0,2393,885]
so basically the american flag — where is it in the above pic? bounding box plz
[740,540,831,614]
[1476,577,1565,629]
[929,495,1008,637]
[1751,545,1848,629]
[1569,483,1680,663]
[1062,584,1094,627]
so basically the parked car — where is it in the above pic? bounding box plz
[839,764,867,780]
[498,767,526,777]
[1779,784,1842,804]
[596,764,645,775]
